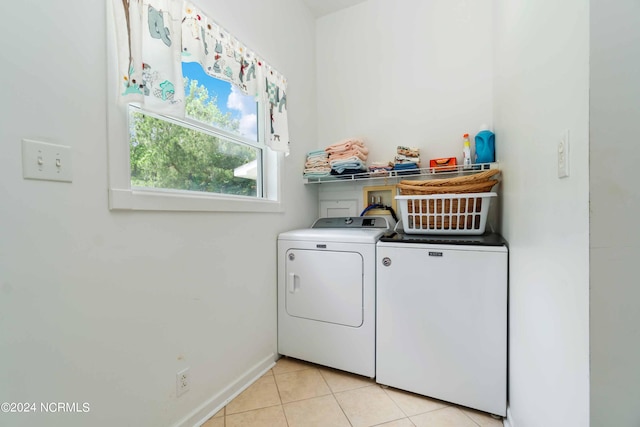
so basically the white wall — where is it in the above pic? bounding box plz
[493,1,590,426]
[315,0,494,223]
[316,0,494,165]
[590,1,640,425]
[0,0,317,426]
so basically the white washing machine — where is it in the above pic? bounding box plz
[277,216,389,378]
[376,232,508,416]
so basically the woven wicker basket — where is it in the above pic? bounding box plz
[397,169,500,196]
[397,179,498,195]
[399,168,500,187]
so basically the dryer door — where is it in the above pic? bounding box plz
[285,249,363,327]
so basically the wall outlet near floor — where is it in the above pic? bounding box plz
[558,130,570,178]
[176,367,190,397]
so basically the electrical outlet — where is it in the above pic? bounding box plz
[558,130,570,178]
[22,139,73,182]
[176,368,190,397]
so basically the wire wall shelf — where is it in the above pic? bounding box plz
[303,163,499,185]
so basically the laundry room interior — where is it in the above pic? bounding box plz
[0,0,638,427]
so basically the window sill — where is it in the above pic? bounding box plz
[109,188,283,213]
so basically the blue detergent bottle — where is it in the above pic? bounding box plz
[475,125,495,164]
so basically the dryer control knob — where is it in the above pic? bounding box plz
[382,257,392,267]
[345,217,353,225]
[288,253,295,261]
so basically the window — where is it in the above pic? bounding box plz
[107,0,285,212]
[128,64,263,197]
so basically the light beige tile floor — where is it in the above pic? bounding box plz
[202,357,503,427]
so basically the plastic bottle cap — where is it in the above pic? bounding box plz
[479,124,489,131]
[463,133,469,138]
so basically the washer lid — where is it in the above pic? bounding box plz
[278,227,388,244]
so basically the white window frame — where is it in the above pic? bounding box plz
[105,3,282,213]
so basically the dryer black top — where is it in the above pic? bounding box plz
[311,216,389,229]
[379,231,507,246]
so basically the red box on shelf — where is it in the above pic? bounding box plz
[429,157,457,172]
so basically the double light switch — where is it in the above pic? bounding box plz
[22,139,72,182]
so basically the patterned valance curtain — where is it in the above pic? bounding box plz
[112,0,184,115]
[111,0,290,153]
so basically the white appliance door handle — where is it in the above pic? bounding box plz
[288,273,297,293]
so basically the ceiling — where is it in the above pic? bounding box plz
[301,0,369,18]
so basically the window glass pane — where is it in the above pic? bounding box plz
[129,109,259,197]
[182,62,258,142]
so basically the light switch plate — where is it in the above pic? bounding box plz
[22,139,73,182]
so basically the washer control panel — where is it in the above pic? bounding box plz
[311,216,389,229]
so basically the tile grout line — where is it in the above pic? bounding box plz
[381,385,412,421]
[459,408,483,427]
[376,384,410,426]
[222,369,286,425]
[270,367,290,427]
[320,371,353,427]
[319,368,355,427]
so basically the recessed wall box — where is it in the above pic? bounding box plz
[362,185,397,215]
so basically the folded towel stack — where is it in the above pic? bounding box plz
[303,149,331,178]
[369,161,394,176]
[325,138,369,176]
[397,146,420,158]
[393,145,420,172]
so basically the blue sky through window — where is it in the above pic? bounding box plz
[182,62,258,141]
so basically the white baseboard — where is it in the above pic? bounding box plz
[502,405,514,427]
[173,353,277,427]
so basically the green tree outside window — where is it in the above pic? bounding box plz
[129,78,259,197]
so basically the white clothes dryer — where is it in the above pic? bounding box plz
[277,216,389,378]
